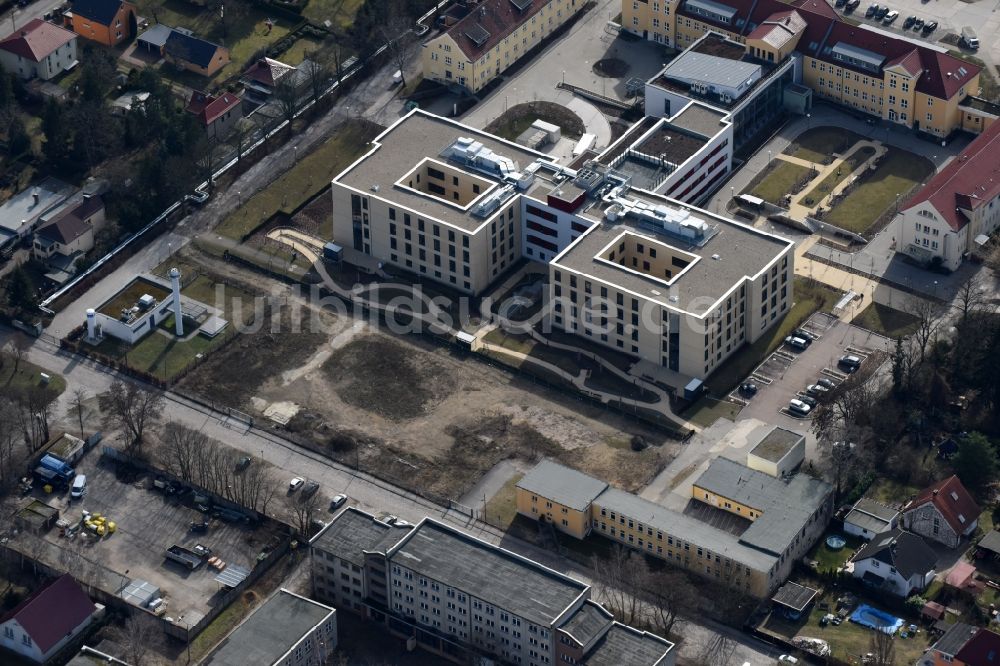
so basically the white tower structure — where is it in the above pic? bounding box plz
[169,268,184,336]
[85,308,97,340]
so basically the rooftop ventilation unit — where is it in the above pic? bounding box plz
[606,196,713,245]
[472,183,516,218]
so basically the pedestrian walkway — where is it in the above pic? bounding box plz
[781,139,886,221]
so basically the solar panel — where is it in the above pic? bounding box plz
[465,23,491,47]
[510,0,532,11]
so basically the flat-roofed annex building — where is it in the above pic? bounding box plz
[422,0,585,94]
[516,427,833,597]
[310,508,675,666]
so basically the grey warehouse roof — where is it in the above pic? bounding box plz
[845,498,899,534]
[388,519,588,627]
[931,622,978,657]
[771,581,818,612]
[202,590,334,666]
[662,51,761,91]
[581,624,673,666]
[310,507,411,566]
[596,487,778,571]
[692,457,831,556]
[517,459,609,511]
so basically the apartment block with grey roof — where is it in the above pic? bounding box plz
[310,509,674,666]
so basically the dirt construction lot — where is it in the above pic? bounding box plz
[14,454,286,626]
[178,254,678,501]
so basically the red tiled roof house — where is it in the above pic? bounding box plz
[895,120,1000,271]
[185,90,242,139]
[0,18,78,81]
[902,475,981,549]
[0,574,101,663]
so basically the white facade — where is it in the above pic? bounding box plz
[93,293,176,344]
[0,36,77,81]
[655,121,733,204]
[895,198,1000,272]
[852,556,934,597]
[521,198,595,263]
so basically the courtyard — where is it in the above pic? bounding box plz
[742,126,935,235]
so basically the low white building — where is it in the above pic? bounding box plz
[0,19,78,81]
[851,529,936,597]
[843,498,899,541]
[895,119,1000,271]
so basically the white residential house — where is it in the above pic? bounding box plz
[843,498,899,541]
[0,574,101,663]
[851,529,937,597]
[895,119,1000,271]
[0,19,78,81]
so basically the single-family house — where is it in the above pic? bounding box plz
[851,528,937,597]
[185,90,242,139]
[66,0,136,47]
[0,574,102,663]
[843,498,900,541]
[241,56,295,99]
[0,19,78,81]
[32,195,105,261]
[918,624,1000,666]
[902,476,980,548]
[163,30,229,77]
[0,177,75,249]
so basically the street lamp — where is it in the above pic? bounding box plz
[806,112,811,130]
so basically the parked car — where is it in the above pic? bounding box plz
[922,20,937,33]
[235,456,252,471]
[903,15,915,28]
[779,656,799,665]
[740,382,759,397]
[838,354,862,372]
[789,399,812,416]
[883,10,899,24]
[289,477,304,492]
[785,335,809,351]
[846,0,861,10]
[792,329,814,345]
[189,520,209,533]
[817,377,836,389]
[806,384,829,397]
[913,18,924,30]
[330,494,348,511]
[866,3,879,17]
[798,394,818,408]
[876,6,889,19]
[302,481,320,498]
[835,0,846,6]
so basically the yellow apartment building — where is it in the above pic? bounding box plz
[422,0,584,93]
[515,429,833,597]
[624,0,982,136]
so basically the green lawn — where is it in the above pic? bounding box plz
[823,148,935,233]
[806,532,863,571]
[682,395,742,428]
[867,478,920,506]
[133,0,295,87]
[748,160,814,205]
[484,474,523,530]
[851,303,920,338]
[785,127,866,164]
[763,596,929,665]
[278,36,325,66]
[302,0,366,31]
[0,356,66,398]
[802,146,876,205]
[215,118,382,240]
[705,277,840,394]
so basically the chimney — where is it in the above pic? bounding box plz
[31,189,39,206]
[169,268,184,336]
[932,489,939,496]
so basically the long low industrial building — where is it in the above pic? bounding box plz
[515,426,833,597]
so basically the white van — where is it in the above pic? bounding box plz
[70,474,87,499]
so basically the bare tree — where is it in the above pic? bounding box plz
[106,379,164,457]
[292,492,320,537]
[380,2,415,88]
[212,0,249,40]
[645,570,697,639]
[274,77,301,126]
[0,400,24,488]
[114,613,164,666]
[6,333,29,375]
[72,388,87,439]
[954,274,989,323]
[590,546,647,626]
[301,55,329,104]
[696,632,737,666]
[161,423,208,482]
[908,297,942,364]
[869,627,896,666]
[229,116,256,166]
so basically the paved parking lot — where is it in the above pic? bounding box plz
[738,313,892,453]
[34,455,287,625]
